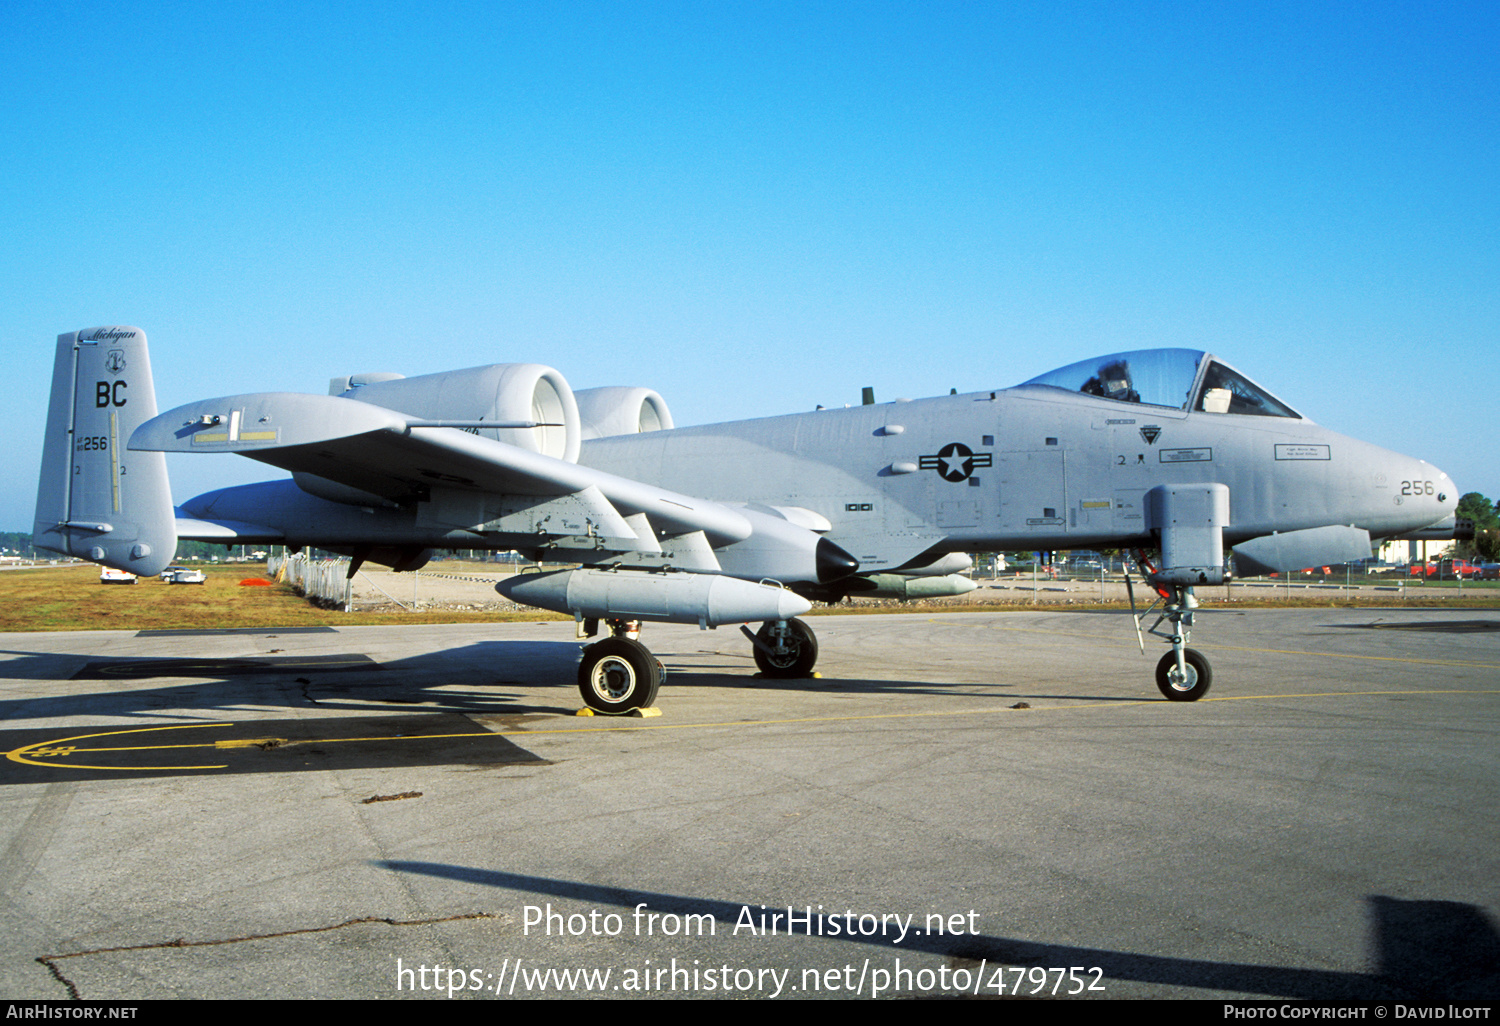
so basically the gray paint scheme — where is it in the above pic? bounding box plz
[33,329,175,576]
[36,330,1457,585]
[32,329,1458,704]
[581,373,1455,572]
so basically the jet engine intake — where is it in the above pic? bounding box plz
[574,386,675,440]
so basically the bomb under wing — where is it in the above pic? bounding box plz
[496,567,811,627]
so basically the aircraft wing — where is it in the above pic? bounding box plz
[131,392,753,544]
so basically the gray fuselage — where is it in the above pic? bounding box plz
[580,384,1455,572]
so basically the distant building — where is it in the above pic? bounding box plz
[1378,537,1451,564]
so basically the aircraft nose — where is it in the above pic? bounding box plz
[1431,465,1459,514]
[1402,458,1459,527]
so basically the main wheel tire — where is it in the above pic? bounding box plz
[1156,648,1211,701]
[578,637,661,714]
[753,618,819,678]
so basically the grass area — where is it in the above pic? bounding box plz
[0,565,567,632]
[1394,578,1500,590]
[2,563,1496,633]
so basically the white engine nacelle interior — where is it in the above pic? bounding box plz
[573,386,675,439]
[332,363,581,463]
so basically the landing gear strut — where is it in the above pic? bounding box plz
[743,617,819,678]
[1128,553,1213,702]
[577,619,662,714]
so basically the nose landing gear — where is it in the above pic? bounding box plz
[1128,552,1213,702]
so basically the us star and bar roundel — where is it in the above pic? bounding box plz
[919,442,993,482]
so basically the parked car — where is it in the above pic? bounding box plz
[99,567,137,584]
[1480,563,1500,581]
[165,567,207,585]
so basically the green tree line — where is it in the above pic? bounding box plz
[1455,493,1500,562]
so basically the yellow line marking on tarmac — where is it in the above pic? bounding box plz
[930,618,1500,670]
[8,687,1499,772]
[1174,642,1498,669]
[5,723,237,770]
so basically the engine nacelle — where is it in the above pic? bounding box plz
[573,386,674,439]
[332,363,581,463]
[716,505,859,585]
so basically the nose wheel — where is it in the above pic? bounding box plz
[1156,648,1211,701]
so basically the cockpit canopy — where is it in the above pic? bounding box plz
[1018,348,1301,418]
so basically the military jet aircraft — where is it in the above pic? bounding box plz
[35,327,1458,713]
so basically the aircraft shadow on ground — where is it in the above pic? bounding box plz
[380,861,1500,1000]
[0,640,587,723]
[0,633,1151,722]
[1331,619,1500,634]
[0,636,1154,784]
[0,711,557,784]
[682,670,1153,703]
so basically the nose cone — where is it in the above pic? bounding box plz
[1368,444,1458,533]
[1438,469,1458,514]
[495,570,569,612]
[1421,461,1460,523]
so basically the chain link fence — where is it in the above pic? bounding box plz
[267,552,352,610]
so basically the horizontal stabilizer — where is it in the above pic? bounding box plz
[175,515,285,543]
[1232,525,1373,577]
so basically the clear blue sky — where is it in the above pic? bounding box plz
[4,1,1496,530]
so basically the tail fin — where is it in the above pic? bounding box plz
[33,327,176,575]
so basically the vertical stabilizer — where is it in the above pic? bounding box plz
[33,327,176,575]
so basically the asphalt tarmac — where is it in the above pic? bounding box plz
[1,607,1496,1000]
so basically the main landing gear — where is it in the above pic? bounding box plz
[577,616,824,713]
[1128,553,1213,702]
[578,620,661,714]
[743,617,819,678]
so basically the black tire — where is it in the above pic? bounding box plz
[753,618,819,678]
[578,637,661,714]
[1156,648,1211,701]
